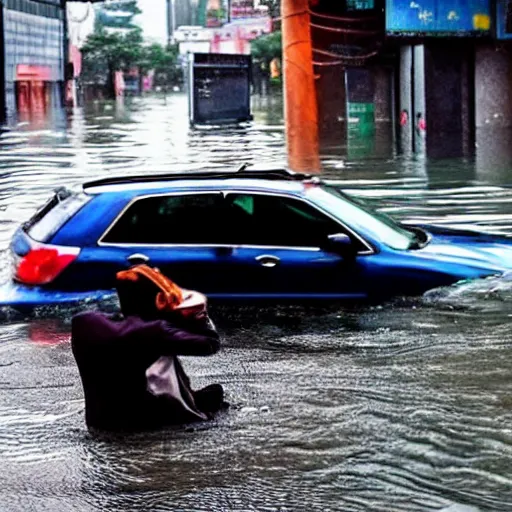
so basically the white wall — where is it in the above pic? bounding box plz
[179,41,211,55]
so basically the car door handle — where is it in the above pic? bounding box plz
[127,253,150,265]
[256,255,280,268]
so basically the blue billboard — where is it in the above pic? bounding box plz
[386,0,491,35]
[496,0,512,39]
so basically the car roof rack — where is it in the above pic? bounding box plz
[82,164,321,189]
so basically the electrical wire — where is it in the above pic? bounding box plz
[313,48,379,60]
[312,48,379,67]
[313,60,344,66]
[308,9,378,23]
[310,22,380,35]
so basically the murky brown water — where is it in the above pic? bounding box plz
[1,93,512,511]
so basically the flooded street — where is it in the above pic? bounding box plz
[1,93,512,511]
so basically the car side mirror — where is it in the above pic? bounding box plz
[324,233,355,256]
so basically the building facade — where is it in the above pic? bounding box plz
[311,0,512,158]
[1,0,67,124]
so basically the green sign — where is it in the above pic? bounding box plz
[348,102,375,135]
[347,102,375,159]
[347,0,375,10]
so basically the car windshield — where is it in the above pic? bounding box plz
[306,185,416,250]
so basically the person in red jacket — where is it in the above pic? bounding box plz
[399,109,409,127]
[416,112,426,134]
[71,264,226,432]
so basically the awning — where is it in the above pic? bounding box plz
[16,65,52,81]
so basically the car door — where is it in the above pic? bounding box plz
[220,191,369,299]
[92,191,234,294]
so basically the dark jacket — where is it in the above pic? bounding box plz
[71,311,220,432]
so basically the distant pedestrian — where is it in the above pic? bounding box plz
[270,58,281,79]
[416,112,426,134]
[400,109,409,127]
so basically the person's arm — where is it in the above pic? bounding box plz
[152,318,220,357]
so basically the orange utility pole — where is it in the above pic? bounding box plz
[281,0,321,173]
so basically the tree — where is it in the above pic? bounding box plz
[259,0,280,19]
[81,28,144,97]
[251,30,282,67]
[140,43,182,89]
[82,0,183,98]
[82,29,182,97]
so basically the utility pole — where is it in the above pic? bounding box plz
[281,0,320,173]
[167,0,176,45]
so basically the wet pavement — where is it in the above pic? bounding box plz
[1,94,512,511]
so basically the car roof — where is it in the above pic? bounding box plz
[84,178,309,196]
[82,166,322,197]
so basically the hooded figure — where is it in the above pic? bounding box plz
[71,264,225,432]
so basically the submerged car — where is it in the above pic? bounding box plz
[1,166,512,309]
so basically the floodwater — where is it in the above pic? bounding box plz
[1,94,512,512]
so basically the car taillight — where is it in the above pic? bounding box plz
[14,245,80,285]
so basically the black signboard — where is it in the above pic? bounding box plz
[188,53,252,125]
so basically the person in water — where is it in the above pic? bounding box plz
[416,112,426,134]
[399,109,409,127]
[71,264,226,432]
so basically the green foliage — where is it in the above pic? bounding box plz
[82,0,183,96]
[81,28,143,77]
[81,26,182,95]
[206,8,226,24]
[251,30,282,66]
[139,43,182,87]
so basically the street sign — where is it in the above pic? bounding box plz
[386,0,491,36]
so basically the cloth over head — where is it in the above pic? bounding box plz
[115,264,206,319]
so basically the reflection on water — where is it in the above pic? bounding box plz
[1,94,512,511]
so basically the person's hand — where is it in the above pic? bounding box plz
[179,304,207,321]
[174,291,207,321]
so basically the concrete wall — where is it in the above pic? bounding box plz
[374,66,392,122]
[316,65,346,144]
[398,46,413,153]
[476,127,512,182]
[475,44,512,128]
[424,42,473,158]
[413,45,425,154]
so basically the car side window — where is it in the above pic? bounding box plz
[225,193,353,248]
[101,193,225,244]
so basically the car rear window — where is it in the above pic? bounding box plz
[24,188,91,243]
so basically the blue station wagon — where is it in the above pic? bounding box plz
[1,166,512,309]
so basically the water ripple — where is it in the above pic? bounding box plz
[0,95,511,511]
